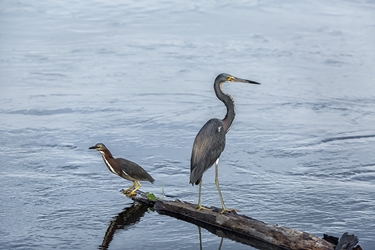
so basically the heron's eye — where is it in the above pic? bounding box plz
[227,76,235,82]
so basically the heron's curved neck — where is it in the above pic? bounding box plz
[100,148,113,159]
[214,81,235,133]
[99,149,118,175]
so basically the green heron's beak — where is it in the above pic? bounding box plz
[89,145,97,150]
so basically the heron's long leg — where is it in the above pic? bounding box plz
[214,158,226,211]
[123,181,137,194]
[134,181,142,192]
[197,179,205,210]
[128,181,141,196]
[215,158,236,213]
[198,226,203,250]
[218,237,224,250]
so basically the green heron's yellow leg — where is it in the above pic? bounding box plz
[215,159,237,214]
[123,181,137,194]
[127,181,141,196]
[197,179,207,210]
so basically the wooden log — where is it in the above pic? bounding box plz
[129,190,156,207]
[335,233,361,250]
[129,191,360,250]
[153,199,334,250]
[155,201,287,250]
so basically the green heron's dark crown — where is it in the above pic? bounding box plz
[89,143,106,150]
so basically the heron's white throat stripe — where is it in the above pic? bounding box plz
[99,151,117,174]
[121,170,130,178]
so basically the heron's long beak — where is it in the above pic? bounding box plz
[89,145,97,150]
[236,77,261,85]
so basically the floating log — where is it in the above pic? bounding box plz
[130,191,360,250]
[337,233,360,250]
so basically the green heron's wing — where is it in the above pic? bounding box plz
[117,158,155,183]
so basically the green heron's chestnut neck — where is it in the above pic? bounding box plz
[89,143,119,176]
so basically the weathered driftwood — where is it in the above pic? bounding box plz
[130,191,360,250]
[335,233,360,250]
[323,233,362,250]
[155,201,287,250]
[154,199,334,250]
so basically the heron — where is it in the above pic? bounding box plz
[190,73,260,213]
[89,143,155,196]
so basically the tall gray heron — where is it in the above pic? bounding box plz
[190,73,260,213]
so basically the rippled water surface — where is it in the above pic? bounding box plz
[1,0,375,249]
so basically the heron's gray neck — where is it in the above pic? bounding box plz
[216,82,236,132]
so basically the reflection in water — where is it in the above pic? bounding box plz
[198,226,223,250]
[100,202,149,250]
[158,209,287,250]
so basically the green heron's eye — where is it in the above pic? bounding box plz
[227,76,235,82]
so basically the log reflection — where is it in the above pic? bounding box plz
[158,209,287,250]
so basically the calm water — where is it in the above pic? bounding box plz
[1,0,375,249]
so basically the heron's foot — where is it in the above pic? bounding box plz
[197,204,208,211]
[122,188,134,195]
[123,181,137,195]
[126,190,137,197]
[220,207,239,214]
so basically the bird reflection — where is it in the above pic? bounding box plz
[99,202,149,250]
[198,226,224,250]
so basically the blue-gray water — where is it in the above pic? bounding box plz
[1,0,374,249]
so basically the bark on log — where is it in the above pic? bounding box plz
[154,199,334,250]
[335,233,360,250]
[130,191,360,250]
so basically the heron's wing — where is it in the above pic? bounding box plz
[117,158,155,183]
[190,119,225,184]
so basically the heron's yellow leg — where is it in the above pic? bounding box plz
[127,181,141,196]
[123,181,137,194]
[197,179,207,210]
[215,159,237,214]
[198,226,203,250]
[218,237,224,250]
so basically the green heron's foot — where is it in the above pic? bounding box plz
[122,187,135,194]
[126,191,137,197]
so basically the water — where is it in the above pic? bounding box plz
[1,0,374,249]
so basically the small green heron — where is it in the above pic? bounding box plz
[190,73,260,213]
[89,143,155,196]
